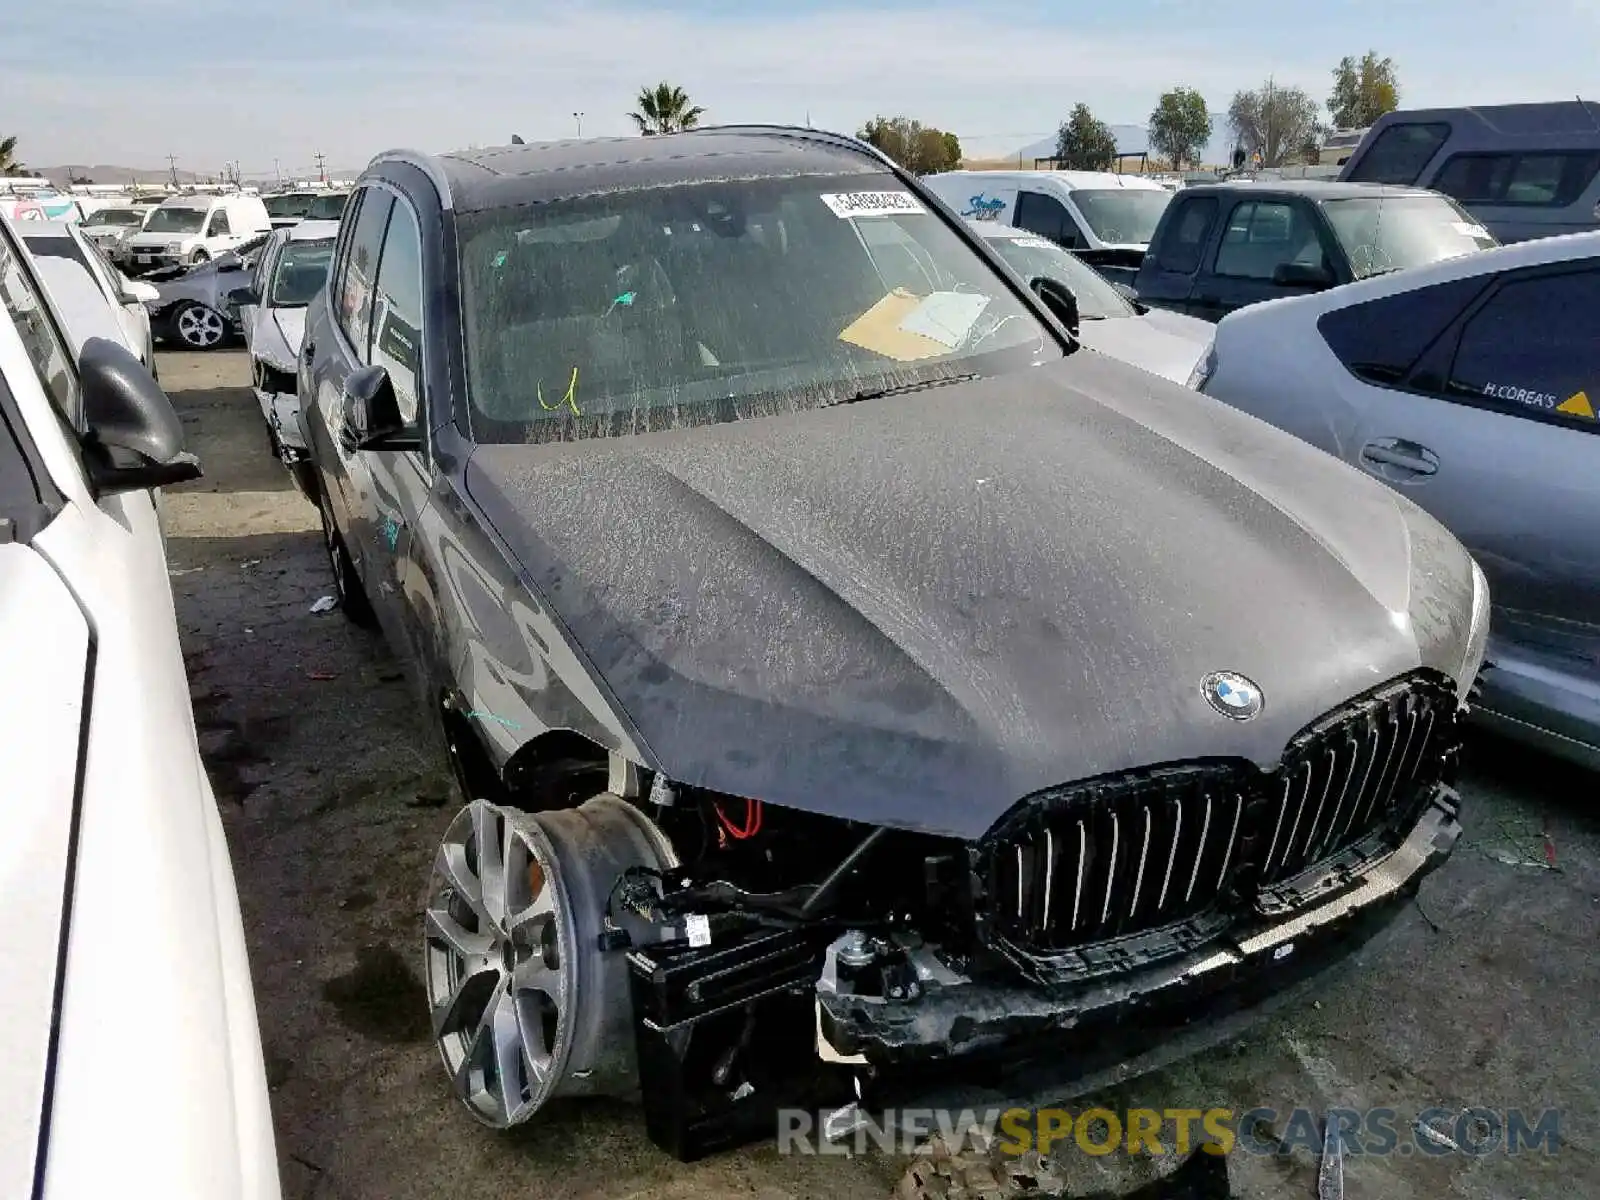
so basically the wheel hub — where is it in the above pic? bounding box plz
[424,795,677,1128]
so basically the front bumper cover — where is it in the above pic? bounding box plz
[817,788,1460,1114]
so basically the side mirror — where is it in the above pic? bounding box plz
[1273,261,1333,288]
[340,364,420,452]
[1029,275,1080,336]
[235,285,262,307]
[77,338,202,495]
[120,279,161,305]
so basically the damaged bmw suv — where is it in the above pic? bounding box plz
[299,127,1491,1159]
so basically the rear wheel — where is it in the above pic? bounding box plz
[317,490,377,628]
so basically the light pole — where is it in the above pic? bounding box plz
[573,112,584,138]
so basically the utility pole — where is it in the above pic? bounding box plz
[273,158,282,186]
[573,112,584,137]
[313,151,328,184]
[167,154,180,189]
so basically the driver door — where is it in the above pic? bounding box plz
[239,231,284,351]
[315,186,434,670]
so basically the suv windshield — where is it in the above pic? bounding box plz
[95,209,146,228]
[1068,189,1173,246]
[270,239,333,306]
[144,207,207,234]
[305,192,350,220]
[458,172,1061,443]
[1320,195,1498,279]
[266,193,314,219]
[979,234,1134,319]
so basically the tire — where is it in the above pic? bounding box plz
[190,248,210,265]
[317,490,378,629]
[172,302,228,350]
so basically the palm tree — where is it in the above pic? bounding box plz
[0,136,25,176]
[628,83,705,136]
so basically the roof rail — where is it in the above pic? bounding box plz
[365,149,454,210]
[680,124,900,171]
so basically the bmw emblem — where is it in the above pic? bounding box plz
[1202,671,1264,721]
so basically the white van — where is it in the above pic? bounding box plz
[920,169,1174,284]
[119,194,272,273]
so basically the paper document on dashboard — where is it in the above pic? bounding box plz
[895,291,990,349]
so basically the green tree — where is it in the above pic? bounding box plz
[0,136,24,176]
[1146,87,1213,170]
[1328,52,1400,129]
[941,131,962,170]
[1054,104,1119,171]
[628,82,706,135]
[1227,80,1321,168]
[857,116,961,174]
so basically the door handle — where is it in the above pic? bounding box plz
[1360,438,1438,476]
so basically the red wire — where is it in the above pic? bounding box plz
[715,798,763,840]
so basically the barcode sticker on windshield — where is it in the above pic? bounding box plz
[820,191,927,219]
[1453,221,1488,238]
[1011,237,1055,250]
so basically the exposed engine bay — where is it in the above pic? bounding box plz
[424,672,1464,1162]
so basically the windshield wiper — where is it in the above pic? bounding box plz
[821,372,981,409]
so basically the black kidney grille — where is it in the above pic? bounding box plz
[980,673,1456,956]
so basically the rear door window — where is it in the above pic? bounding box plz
[1444,265,1600,432]
[1344,122,1452,184]
[1015,191,1082,249]
[1150,196,1217,274]
[1432,151,1600,208]
[1317,276,1489,386]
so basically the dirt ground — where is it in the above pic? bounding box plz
[158,348,1598,1200]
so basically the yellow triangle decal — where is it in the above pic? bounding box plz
[1556,390,1594,419]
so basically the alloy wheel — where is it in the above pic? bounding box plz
[175,303,226,349]
[424,797,677,1127]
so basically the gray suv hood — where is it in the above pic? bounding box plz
[467,353,1474,840]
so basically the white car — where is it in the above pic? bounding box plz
[14,220,159,365]
[1192,229,1600,768]
[80,204,154,257]
[0,216,281,1198]
[238,219,338,493]
[967,221,1213,384]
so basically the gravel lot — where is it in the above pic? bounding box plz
[159,348,1597,1200]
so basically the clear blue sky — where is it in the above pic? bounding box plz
[6,0,1593,175]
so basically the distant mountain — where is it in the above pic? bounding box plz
[1014,122,1232,169]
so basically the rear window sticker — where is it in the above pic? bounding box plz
[820,191,928,219]
[1483,383,1596,421]
[1483,382,1560,410]
[1556,390,1594,419]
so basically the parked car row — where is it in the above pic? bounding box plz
[268,127,1491,1164]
